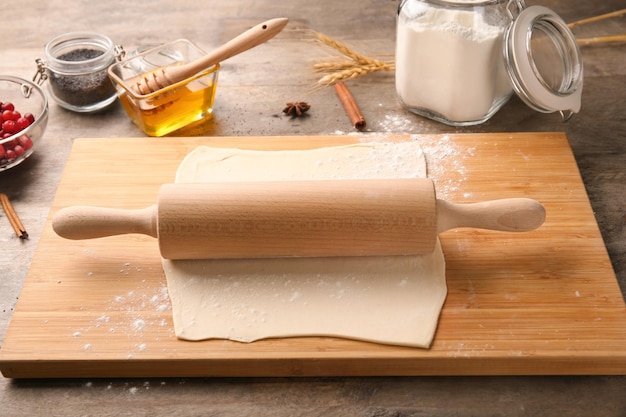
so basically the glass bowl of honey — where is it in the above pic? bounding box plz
[108,39,219,137]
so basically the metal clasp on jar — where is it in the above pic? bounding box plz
[32,58,48,87]
[506,0,526,21]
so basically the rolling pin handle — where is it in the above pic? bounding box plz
[436,198,546,234]
[52,205,158,240]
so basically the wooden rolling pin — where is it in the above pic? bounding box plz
[52,179,546,260]
[128,17,288,95]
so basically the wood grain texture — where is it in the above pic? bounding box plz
[1,132,624,378]
[157,179,437,259]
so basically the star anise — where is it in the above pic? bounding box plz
[283,101,311,117]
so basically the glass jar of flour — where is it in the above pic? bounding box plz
[396,0,583,126]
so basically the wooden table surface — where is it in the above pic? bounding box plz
[1,0,624,415]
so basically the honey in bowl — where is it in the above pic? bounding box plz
[108,40,219,137]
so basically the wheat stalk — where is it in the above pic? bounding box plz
[313,60,394,73]
[312,32,395,88]
[318,63,395,85]
[576,33,626,46]
[313,61,358,72]
[568,8,626,28]
[314,32,374,65]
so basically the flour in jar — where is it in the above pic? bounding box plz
[395,7,512,124]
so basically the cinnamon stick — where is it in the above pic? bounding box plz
[0,193,28,239]
[334,82,366,130]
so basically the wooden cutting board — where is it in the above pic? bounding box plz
[2,133,625,378]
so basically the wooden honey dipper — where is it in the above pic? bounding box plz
[128,17,289,95]
[52,179,546,260]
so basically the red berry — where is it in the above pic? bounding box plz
[5,149,16,161]
[3,120,18,133]
[17,135,33,150]
[3,139,18,149]
[12,145,25,157]
[2,110,19,121]
[0,103,36,166]
[16,117,30,131]
[2,120,17,133]
[1,102,14,112]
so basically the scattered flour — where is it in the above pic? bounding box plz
[74,261,172,355]
[318,133,471,202]
[418,134,473,200]
[377,113,417,132]
[132,319,146,331]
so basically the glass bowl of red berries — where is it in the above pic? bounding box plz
[0,75,49,171]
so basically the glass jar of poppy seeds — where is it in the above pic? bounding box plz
[34,32,125,112]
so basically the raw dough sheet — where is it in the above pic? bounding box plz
[162,141,447,348]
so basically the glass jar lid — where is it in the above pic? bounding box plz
[504,5,583,120]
